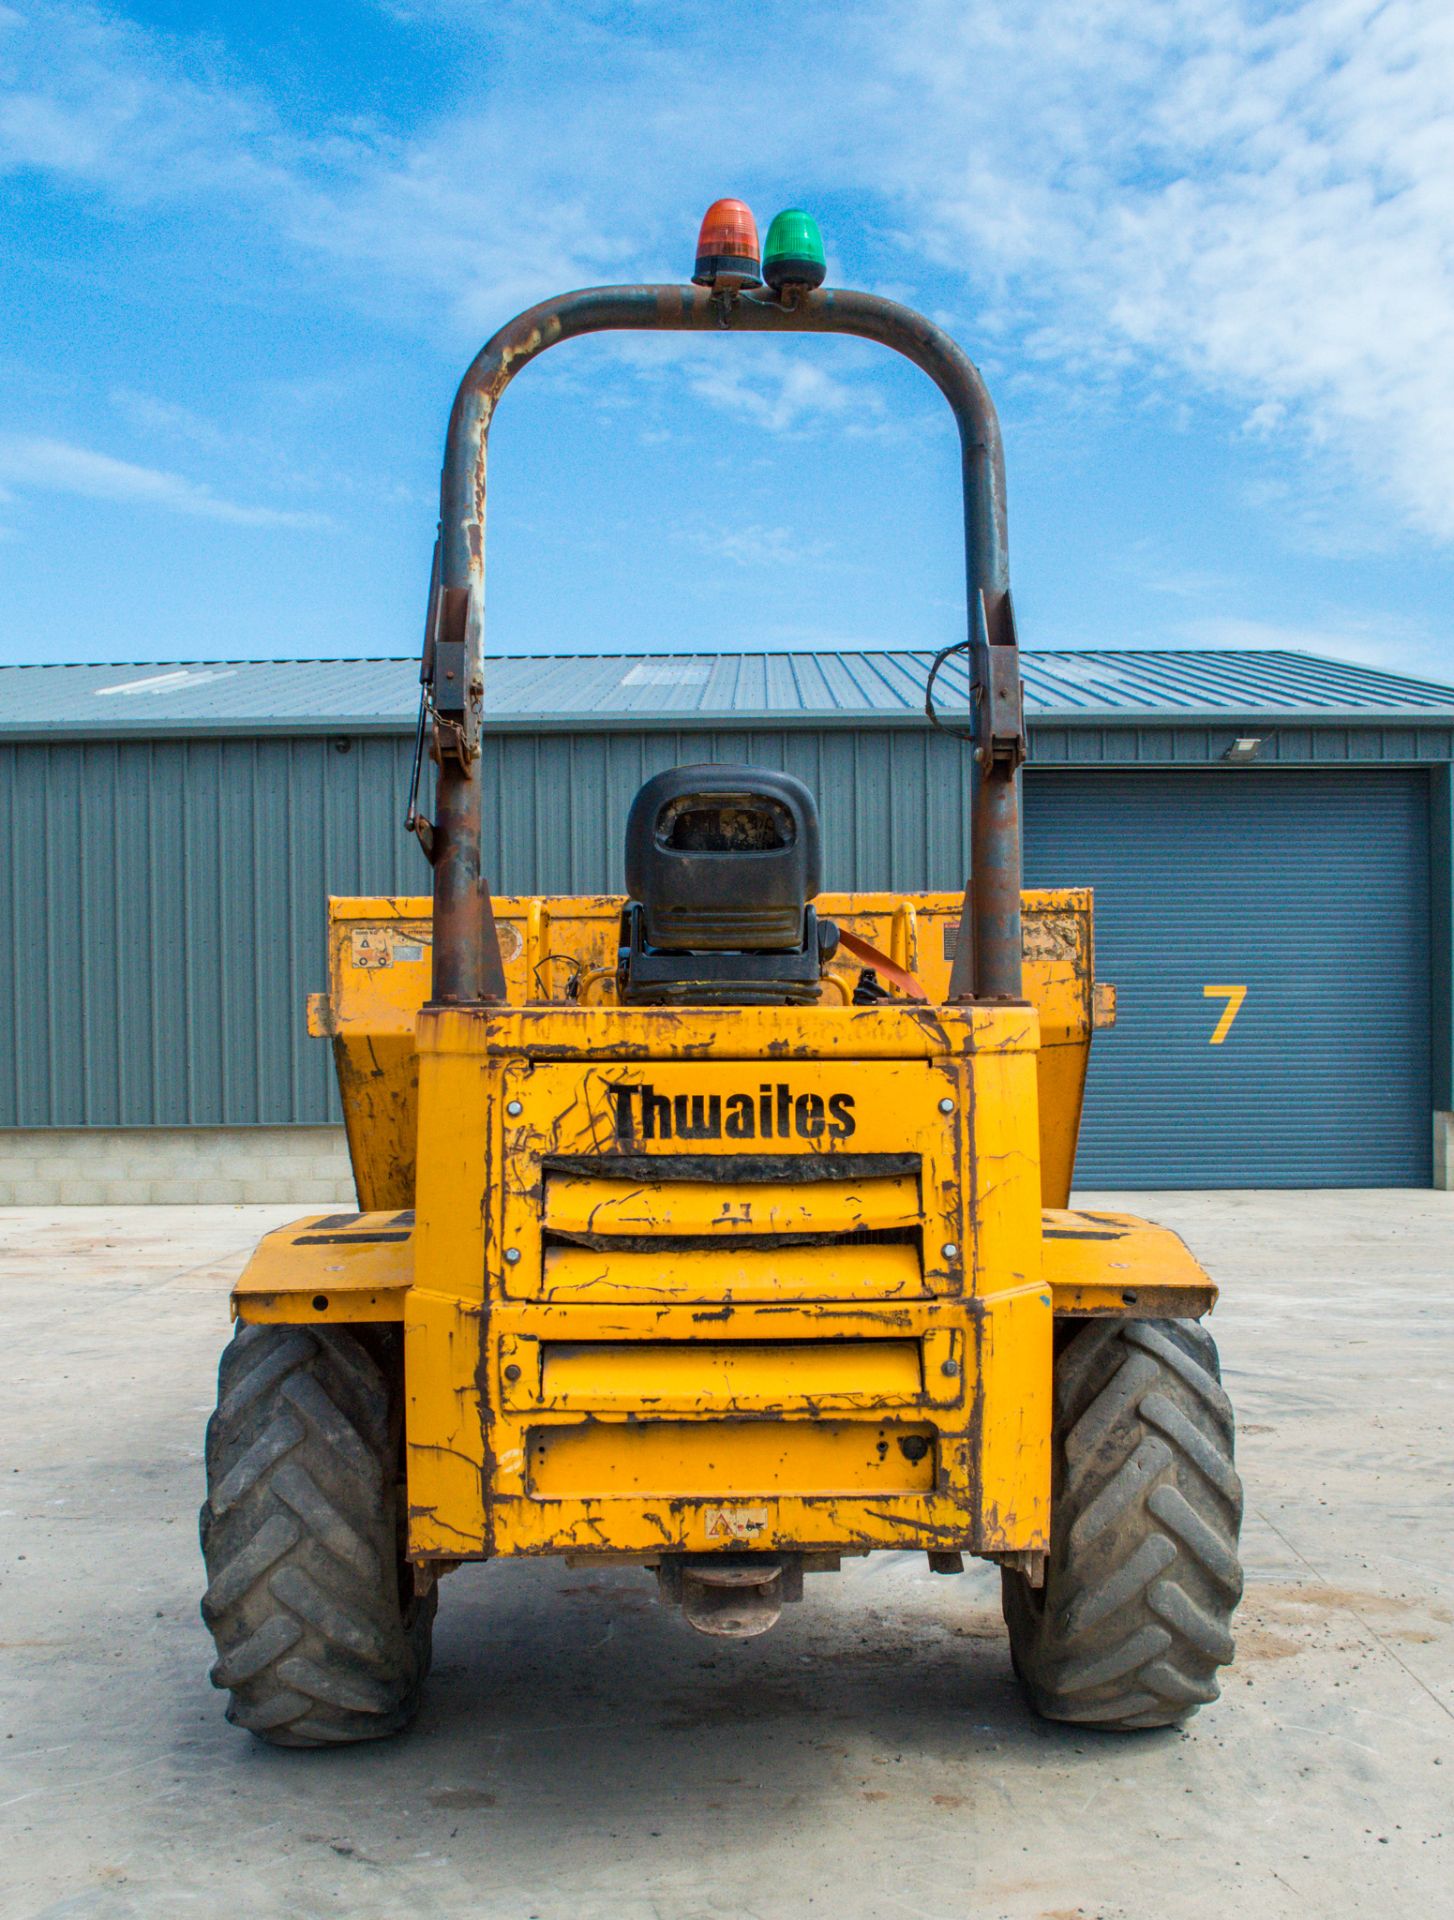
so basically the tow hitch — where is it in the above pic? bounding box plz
[656,1554,805,1639]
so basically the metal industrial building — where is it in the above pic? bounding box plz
[2,647,1452,1195]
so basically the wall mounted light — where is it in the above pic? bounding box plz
[1222,735,1264,763]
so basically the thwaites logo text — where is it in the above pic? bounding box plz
[608,1081,856,1144]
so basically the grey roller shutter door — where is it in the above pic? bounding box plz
[1023,768,1431,1188]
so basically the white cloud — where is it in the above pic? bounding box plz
[0,6,864,332]
[882,0,1454,539]
[586,334,892,441]
[603,339,886,438]
[682,350,882,438]
[108,389,231,451]
[4,1,1454,548]
[682,522,831,568]
[0,435,327,527]
[0,3,287,203]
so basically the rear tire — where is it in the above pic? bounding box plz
[1003,1317,1243,1731]
[199,1321,434,1747]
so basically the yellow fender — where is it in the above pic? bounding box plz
[234,1211,411,1324]
[236,1206,1214,1329]
[1042,1211,1216,1319]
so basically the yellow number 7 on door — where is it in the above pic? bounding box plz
[1203,983,1247,1045]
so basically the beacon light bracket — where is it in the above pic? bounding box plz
[970,590,1027,773]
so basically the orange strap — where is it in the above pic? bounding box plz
[835,928,928,1003]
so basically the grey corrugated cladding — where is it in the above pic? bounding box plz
[0,727,971,1127]
[3,647,1454,737]
[2,646,1451,1162]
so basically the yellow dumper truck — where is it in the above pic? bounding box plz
[199,202,1243,1746]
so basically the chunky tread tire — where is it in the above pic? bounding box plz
[1003,1316,1243,1731]
[199,1322,433,1748]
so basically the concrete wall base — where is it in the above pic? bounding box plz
[0,1127,357,1207]
[1436,1112,1454,1192]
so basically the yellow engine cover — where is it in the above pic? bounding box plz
[404,1000,1051,1563]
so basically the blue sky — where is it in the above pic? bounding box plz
[2,0,1452,681]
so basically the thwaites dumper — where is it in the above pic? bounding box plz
[200,203,1244,1746]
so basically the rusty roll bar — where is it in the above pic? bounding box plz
[424,282,1026,1006]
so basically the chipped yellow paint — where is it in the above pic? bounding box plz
[235,1205,1217,1331]
[537,1240,923,1304]
[542,1169,920,1238]
[387,999,1052,1560]
[1042,1209,1219,1318]
[316,888,1100,1212]
[527,1418,941,1499]
[531,1336,924,1409]
[230,885,1222,1578]
[232,1212,411,1324]
[959,1031,1050,1551]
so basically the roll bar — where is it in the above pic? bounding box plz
[418,282,1026,1006]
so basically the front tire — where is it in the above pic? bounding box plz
[199,1322,434,1747]
[1004,1317,1243,1731]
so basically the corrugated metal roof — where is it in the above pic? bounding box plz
[0,648,1452,737]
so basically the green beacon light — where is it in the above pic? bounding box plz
[763,208,826,291]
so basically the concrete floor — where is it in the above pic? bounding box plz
[1,1192,1450,1920]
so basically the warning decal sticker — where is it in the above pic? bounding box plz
[703,1506,770,1543]
[350,927,431,970]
